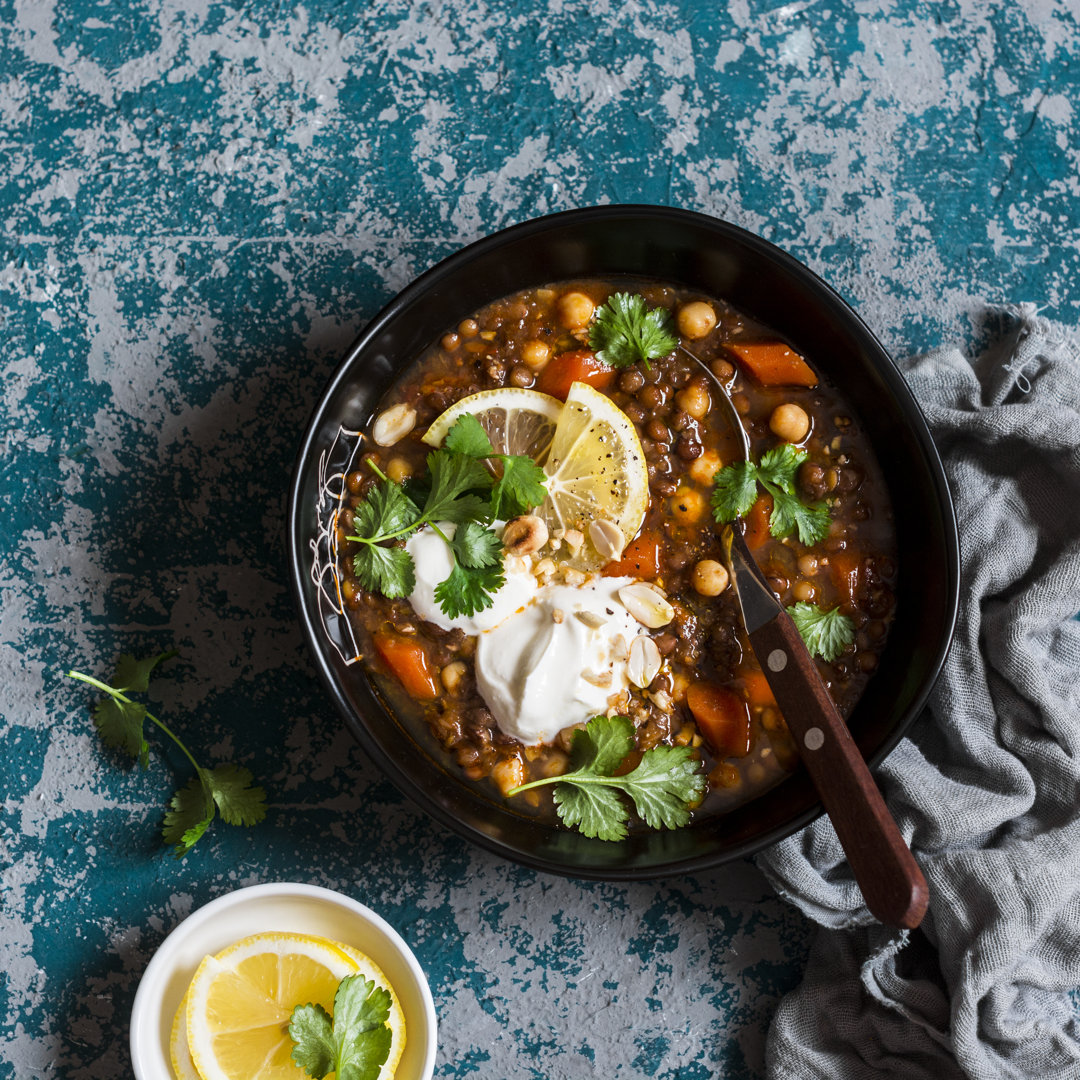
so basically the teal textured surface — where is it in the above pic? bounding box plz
[3,2,1078,1077]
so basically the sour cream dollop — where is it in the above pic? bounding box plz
[474,577,645,745]
[405,523,538,634]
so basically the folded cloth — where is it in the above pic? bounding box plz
[758,307,1080,1080]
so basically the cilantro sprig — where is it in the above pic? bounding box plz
[290,974,393,1080]
[347,414,547,619]
[506,715,706,841]
[710,443,831,546]
[787,602,856,662]
[65,651,266,856]
[588,292,679,369]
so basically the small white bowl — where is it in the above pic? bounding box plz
[130,882,437,1080]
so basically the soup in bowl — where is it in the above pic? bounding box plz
[287,207,958,879]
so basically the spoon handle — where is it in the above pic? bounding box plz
[749,610,929,929]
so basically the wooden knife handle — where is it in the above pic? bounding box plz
[750,610,929,929]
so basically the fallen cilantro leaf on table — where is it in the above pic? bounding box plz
[589,292,679,369]
[290,973,393,1080]
[65,652,266,856]
[787,602,856,662]
[506,715,706,841]
[347,414,547,619]
[710,443,831,546]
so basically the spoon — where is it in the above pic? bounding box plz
[682,347,929,930]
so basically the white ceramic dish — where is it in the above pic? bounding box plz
[129,882,437,1080]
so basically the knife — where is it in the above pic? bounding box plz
[722,524,929,929]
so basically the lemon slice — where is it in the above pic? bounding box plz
[421,387,563,461]
[170,990,201,1080]
[186,931,360,1080]
[538,381,649,568]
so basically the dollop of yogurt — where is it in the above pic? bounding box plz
[405,523,538,634]
[474,576,645,745]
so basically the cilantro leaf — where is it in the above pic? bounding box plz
[756,444,805,493]
[423,450,492,523]
[443,414,496,458]
[787,602,856,662]
[288,1005,336,1077]
[93,696,149,765]
[290,975,393,1080]
[451,520,503,569]
[66,653,268,856]
[568,714,635,774]
[770,488,831,546]
[350,478,419,541]
[507,715,704,841]
[205,763,267,827]
[352,543,416,599]
[433,559,505,620]
[709,459,758,523]
[617,745,707,831]
[589,292,679,369]
[490,454,547,519]
[554,783,630,841]
[162,773,215,857]
[113,649,178,692]
[711,445,832,544]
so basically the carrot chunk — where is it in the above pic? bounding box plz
[829,549,863,609]
[744,493,773,551]
[739,669,777,709]
[534,349,616,400]
[372,632,440,699]
[686,683,752,758]
[601,532,663,579]
[725,341,818,387]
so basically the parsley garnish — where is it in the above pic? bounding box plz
[506,715,706,841]
[65,651,266,856]
[347,415,546,619]
[710,444,831,546]
[787,602,856,662]
[289,974,393,1080]
[588,292,679,369]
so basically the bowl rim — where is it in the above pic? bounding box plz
[286,203,961,880]
[129,881,438,1079]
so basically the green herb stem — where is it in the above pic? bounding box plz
[66,669,203,775]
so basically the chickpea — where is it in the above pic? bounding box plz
[520,339,551,369]
[675,383,710,420]
[440,660,467,693]
[458,318,479,337]
[797,553,819,578]
[492,755,526,796]
[769,403,810,443]
[386,457,412,483]
[691,559,729,596]
[792,579,816,602]
[689,448,723,486]
[557,291,595,329]
[670,487,706,524]
[677,301,717,340]
[441,332,460,351]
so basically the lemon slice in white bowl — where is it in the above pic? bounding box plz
[185,931,405,1080]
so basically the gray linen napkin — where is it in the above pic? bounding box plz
[758,307,1080,1080]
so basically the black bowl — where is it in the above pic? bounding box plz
[287,205,960,880]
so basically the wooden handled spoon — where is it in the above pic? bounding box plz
[722,526,928,929]
[681,346,928,929]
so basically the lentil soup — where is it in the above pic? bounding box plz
[328,279,897,828]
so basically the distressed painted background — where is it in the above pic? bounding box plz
[3,1,1079,1077]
